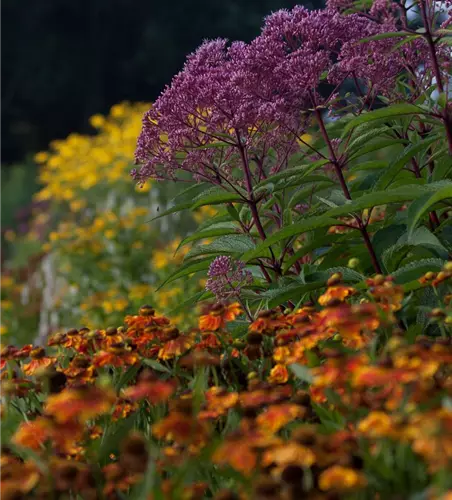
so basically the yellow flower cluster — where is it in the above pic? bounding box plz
[33,102,150,205]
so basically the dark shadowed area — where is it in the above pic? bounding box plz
[2,0,323,166]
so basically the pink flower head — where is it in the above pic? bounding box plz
[133,39,300,186]
[205,256,252,301]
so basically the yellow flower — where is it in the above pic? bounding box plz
[152,250,169,270]
[0,325,8,335]
[1,300,14,311]
[110,103,127,118]
[34,151,49,163]
[89,114,106,128]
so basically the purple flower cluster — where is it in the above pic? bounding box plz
[205,256,253,301]
[133,2,433,185]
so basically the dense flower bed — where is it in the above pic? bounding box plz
[1,266,452,499]
[2,0,452,497]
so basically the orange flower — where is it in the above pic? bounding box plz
[213,430,280,475]
[262,442,316,469]
[158,335,193,360]
[318,465,367,491]
[357,411,394,438]
[257,403,304,434]
[202,386,238,417]
[268,364,289,385]
[199,303,241,331]
[152,412,210,448]
[22,357,56,376]
[318,286,355,306]
[122,378,177,403]
[249,309,288,334]
[45,385,116,423]
[0,455,40,498]
[93,347,139,367]
[12,417,52,450]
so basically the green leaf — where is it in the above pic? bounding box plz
[241,215,338,262]
[346,126,389,154]
[177,223,240,249]
[407,185,452,237]
[186,234,256,260]
[348,138,408,160]
[343,104,423,137]
[156,258,212,290]
[289,363,313,384]
[288,182,335,208]
[254,159,329,190]
[261,281,325,308]
[392,258,446,284]
[324,184,440,218]
[191,191,245,209]
[142,359,171,373]
[149,201,193,222]
[282,234,343,273]
[373,136,439,191]
[358,31,415,43]
[349,160,388,173]
[170,182,209,204]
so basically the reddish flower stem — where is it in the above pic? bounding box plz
[315,109,383,274]
[419,0,452,155]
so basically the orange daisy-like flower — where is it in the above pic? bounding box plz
[93,347,139,368]
[248,309,288,334]
[357,411,395,439]
[239,384,293,409]
[1,455,40,499]
[152,411,210,448]
[122,378,177,404]
[22,355,57,376]
[213,430,281,475]
[318,286,355,306]
[199,302,242,331]
[318,465,367,491]
[12,417,52,450]
[267,364,289,385]
[202,386,239,417]
[261,442,316,469]
[158,335,193,360]
[111,398,138,421]
[45,385,116,423]
[256,403,304,434]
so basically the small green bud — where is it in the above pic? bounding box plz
[348,258,360,269]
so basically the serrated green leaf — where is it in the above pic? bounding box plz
[407,185,452,237]
[358,31,414,43]
[392,258,446,283]
[324,184,441,218]
[241,215,338,262]
[177,223,240,249]
[343,104,423,137]
[186,234,256,260]
[191,191,245,209]
[349,138,408,160]
[373,136,439,191]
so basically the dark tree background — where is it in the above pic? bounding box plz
[2,0,323,166]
